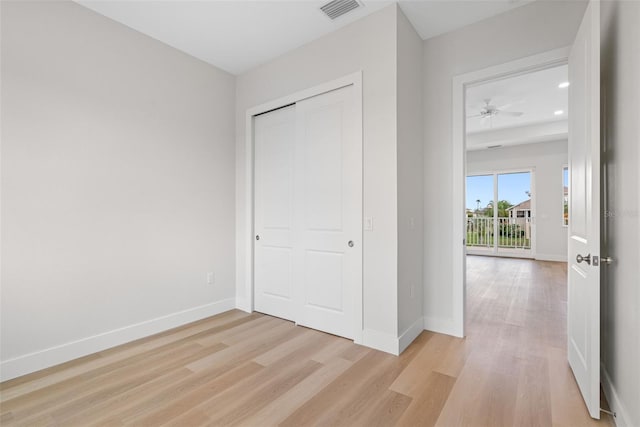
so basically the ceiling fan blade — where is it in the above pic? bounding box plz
[499,111,524,117]
[497,98,526,111]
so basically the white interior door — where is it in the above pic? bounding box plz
[294,85,361,339]
[254,105,297,322]
[567,0,601,419]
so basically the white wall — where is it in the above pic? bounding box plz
[235,5,401,351]
[422,0,587,334]
[467,140,568,262]
[0,1,236,380]
[601,1,640,426]
[396,9,424,344]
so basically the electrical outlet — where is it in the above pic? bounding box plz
[207,272,215,285]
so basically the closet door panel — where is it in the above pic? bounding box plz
[254,105,296,321]
[295,85,361,339]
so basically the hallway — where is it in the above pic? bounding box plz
[435,255,613,425]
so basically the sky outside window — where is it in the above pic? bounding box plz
[466,172,531,211]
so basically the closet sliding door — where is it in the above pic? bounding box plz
[254,85,361,340]
[254,105,297,322]
[295,85,360,339]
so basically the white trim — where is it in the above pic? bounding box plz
[398,316,424,353]
[243,72,364,345]
[361,328,399,355]
[452,47,571,338]
[601,364,632,427]
[0,298,236,382]
[423,315,463,338]
[535,253,568,262]
[235,297,251,313]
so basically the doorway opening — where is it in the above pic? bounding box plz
[462,62,569,311]
[453,4,603,417]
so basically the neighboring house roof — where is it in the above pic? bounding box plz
[507,199,531,211]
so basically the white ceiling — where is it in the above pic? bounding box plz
[399,0,535,40]
[465,64,569,150]
[466,64,569,133]
[76,0,534,75]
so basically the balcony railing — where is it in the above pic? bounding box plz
[466,217,531,250]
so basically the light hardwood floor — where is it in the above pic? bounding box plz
[0,256,614,426]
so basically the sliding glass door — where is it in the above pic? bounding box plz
[466,170,534,258]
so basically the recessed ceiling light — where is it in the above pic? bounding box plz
[554,110,564,116]
[558,82,570,88]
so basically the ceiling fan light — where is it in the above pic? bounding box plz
[554,110,564,116]
[558,82,570,88]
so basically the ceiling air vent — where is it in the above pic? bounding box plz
[320,0,362,20]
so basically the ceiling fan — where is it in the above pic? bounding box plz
[467,99,524,125]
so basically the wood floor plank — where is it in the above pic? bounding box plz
[359,389,413,427]
[185,321,299,373]
[322,331,429,426]
[309,336,353,364]
[125,361,265,426]
[108,327,306,424]
[198,332,336,422]
[59,368,192,426]
[13,342,228,425]
[396,371,456,427]
[3,341,207,416]
[207,359,322,426]
[278,350,391,427]
[253,328,319,366]
[513,354,553,427]
[236,357,353,427]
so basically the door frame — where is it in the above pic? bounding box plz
[451,48,570,337]
[466,168,537,259]
[243,71,364,344]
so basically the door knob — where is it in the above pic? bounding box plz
[255,235,260,241]
[576,253,591,265]
[348,240,354,247]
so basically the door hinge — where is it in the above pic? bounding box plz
[601,408,616,418]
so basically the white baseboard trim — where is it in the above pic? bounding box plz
[398,317,424,354]
[361,328,399,355]
[601,364,632,427]
[0,298,236,382]
[235,296,251,313]
[423,315,463,338]
[535,253,568,262]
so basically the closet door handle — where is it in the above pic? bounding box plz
[348,240,354,247]
[256,235,260,241]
